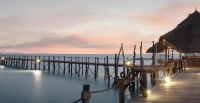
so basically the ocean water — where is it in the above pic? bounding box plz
[0,54,180,103]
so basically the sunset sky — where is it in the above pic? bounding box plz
[0,0,199,54]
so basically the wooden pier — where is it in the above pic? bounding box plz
[131,67,200,103]
[0,54,144,89]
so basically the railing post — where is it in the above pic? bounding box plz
[183,60,186,71]
[119,78,125,103]
[82,84,91,103]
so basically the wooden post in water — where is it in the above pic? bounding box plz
[97,57,99,76]
[154,70,160,86]
[71,57,73,76]
[31,56,33,70]
[131,45,137,90]
[119,78,125,103]
[21,55,23,69]
[39,55,41,70]
[85,57,88,78]
[34,56,36,70]
[104,57,107,80]
[11,55,13,67]
[10,55,12,67]
[88,57,90,75]
[78,57,80,77]
[19,55,21,68]
[68,57,70,74]
[75,57,77,75]
[63,56,66,74]
[81,84,91,103]
[106,56,110,87]
[14,55,16,67]
[94,57,97,79]
[58,56,60,74]
[16,55,18,68]
[140,71,148,97]
[43,56,46,71]
[22,56,25,69]
[26,56,28,69]
[53,56,55,73]
[82,57,84,75]
[114,54,118,80]
[48,56,50,73]
[8,55,10,66]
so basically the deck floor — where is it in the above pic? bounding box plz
[130,67,200,103]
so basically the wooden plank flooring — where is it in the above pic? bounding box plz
[130,67,200,103]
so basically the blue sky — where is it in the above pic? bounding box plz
[0,0,199,54]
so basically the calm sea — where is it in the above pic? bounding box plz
[0,54,180,103]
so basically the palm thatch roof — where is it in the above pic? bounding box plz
[147,10,200,53]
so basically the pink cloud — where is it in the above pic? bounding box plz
[1,30,147,54]
[139,15,168,25]
[136,2,200,26]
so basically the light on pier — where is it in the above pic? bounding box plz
[36,59,40,63]
[165,77,170,83]
[1,57,4,60]
[147,90,151,95]
[126,58,130,67]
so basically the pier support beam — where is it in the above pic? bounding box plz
[119,78,125,103]
[140,71,148,97]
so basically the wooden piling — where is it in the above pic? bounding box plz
[39,55,41,70]
[106,56,110,87]
[31,56,33,70]
[82,84,91,103]
[85,57,88,78]
[71,57,73,76]
[14,55,16,67]
[43,56,46,71]
[114,54,118,80]
[94,57,97,79]
[119,78,125,103]
[82,57,84,75]
[75,57,77,75]
[34,56,36,70]
[68,57,70,74]
[140,71,147,97]
[63,56,66,74]
[58,56,60,74]
[96,57,99,76]
[48,56,50,73]
[104,58,107,80]
[53,56,55,73]
[26,56,28,69]
[78,57,80,77]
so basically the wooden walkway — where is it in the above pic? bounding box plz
[130,67,200,103]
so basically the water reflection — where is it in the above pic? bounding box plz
[0,65,4,69]
[33,70,42,76]
[33,70,42,84]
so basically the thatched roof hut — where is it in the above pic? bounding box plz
[147,10,200,53]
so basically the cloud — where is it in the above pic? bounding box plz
[134,2,200,26]
[0,30,147,54]
[0,8,92,31]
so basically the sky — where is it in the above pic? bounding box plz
[0,0,200,54]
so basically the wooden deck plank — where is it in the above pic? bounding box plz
[130,67,200,103]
